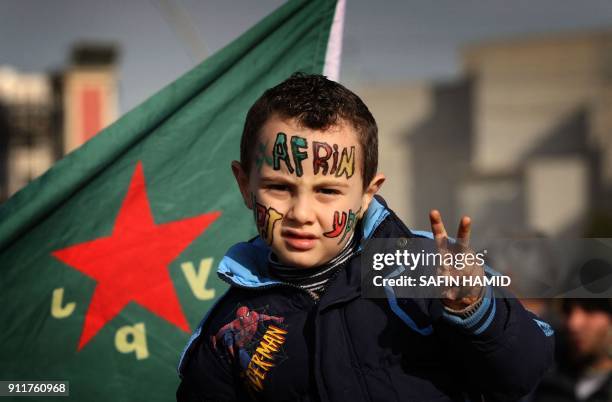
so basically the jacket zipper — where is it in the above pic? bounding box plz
[218,272,320,302]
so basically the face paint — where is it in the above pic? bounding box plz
[323,211,346,238]
[272,133,355,180]
[323,207,361,244]
[255,140,273,172]
[334,146,355,179]
[313,141,332,175]
[330,144,339,175]
[272,132,294,174]
[290,136,308,177]
[251,193,284,245]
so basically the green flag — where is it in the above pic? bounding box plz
[0,0,344,400]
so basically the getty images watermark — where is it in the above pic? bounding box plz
[371,248,510,288]
[360,237,612,299]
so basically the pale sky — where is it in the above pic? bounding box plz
[2,0,612,112]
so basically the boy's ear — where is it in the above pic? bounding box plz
[360,173,386,217]
[231,160,252,209]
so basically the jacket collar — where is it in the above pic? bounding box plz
[217,197,390,288]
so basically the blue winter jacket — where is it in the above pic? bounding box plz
[177,196,555,402]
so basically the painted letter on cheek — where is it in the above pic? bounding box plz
[272,133,294,174]
[265,208,283,245]
[324,208,361,244]
[252,194,285,245]
[324,211,347,238]
[339,208,359,243]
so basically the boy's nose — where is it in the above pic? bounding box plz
[285,195,316,225]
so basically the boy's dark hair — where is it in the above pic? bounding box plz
[240,73,378,187]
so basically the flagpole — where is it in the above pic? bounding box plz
[323,0,345,81]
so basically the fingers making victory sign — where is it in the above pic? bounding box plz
[429,210,484,310]
[429,210,471,249]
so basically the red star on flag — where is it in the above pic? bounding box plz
[52,162,220,350]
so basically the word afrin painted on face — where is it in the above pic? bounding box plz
[271,132,355,179]
[245,325,288,392]
[323,208,361,244]
[252,194,283,245]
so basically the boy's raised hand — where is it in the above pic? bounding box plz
[429,210,484,310]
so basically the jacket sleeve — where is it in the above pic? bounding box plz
[176,294,249,402]
[176,332,243,402]
[436,285,555,401]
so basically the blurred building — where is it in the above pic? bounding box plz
[0,44,118,202]
[363,30,612,237]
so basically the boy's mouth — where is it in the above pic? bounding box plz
[281,229,318,251]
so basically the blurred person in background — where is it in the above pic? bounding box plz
[532,299,611,402]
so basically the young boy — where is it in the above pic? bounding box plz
[176,74,554,401]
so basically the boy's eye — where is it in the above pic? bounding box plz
[267,184,289,192]
[318,188,341,195]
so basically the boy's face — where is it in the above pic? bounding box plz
[233,115,384,268]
